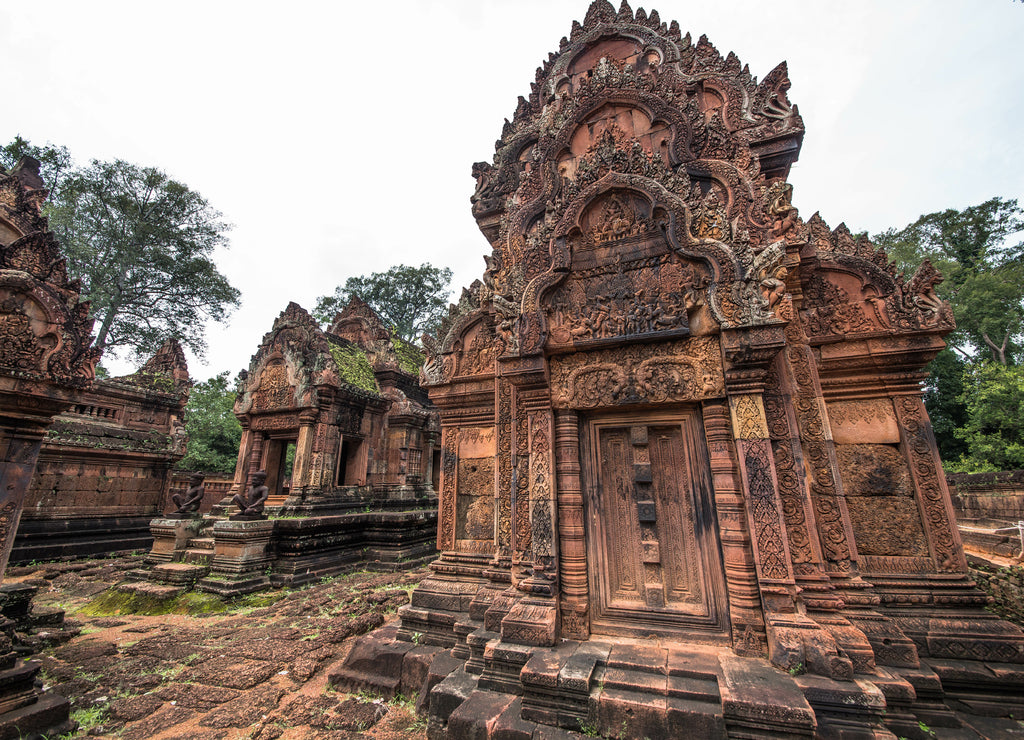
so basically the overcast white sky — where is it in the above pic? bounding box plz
[2,1,1022,380]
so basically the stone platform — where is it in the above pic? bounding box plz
[332,624,1024,739]
[140,502,438,597]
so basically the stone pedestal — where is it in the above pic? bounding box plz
[196,519,275,596]
[146,516,206,565]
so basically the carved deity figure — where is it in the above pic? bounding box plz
[768,182,799,241]
[232,470,270,516]
[761,266,789,312]
[171,474,205,514]
[693,190,730,242]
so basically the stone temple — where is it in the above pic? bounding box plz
[333,2,1024,737]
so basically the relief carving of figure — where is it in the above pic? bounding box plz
[692,189,730,242]
[768,182,799,241]
[480,254,521,353]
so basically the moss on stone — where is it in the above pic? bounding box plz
[328,342,378,393]
[390,336,425,374]
[80,586,287,616]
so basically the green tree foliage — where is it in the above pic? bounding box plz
[873,197,1024,469]
[1,137,240,362]
[314,263,453,343]
[953,363,1024,472]
[177,371,242,474]
[874,197,1024,363]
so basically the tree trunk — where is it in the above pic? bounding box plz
[982,332,1009,366]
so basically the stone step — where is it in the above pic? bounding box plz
[593,685,727,739]
[593,665,722,703]
[183,549,214,566]
[29,606,65,629]
[186,537,215,550]
[150,562,209,585]
[117,582,184,600]
[718,653,816,738]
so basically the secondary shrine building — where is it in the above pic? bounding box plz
[336,2,1024,737]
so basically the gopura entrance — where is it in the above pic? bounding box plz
[334,3,1024,737]
[582,409,729,639]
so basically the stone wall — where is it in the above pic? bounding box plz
[948,470,1024,521]
[968,557,1024,627]
[11,343,189,563]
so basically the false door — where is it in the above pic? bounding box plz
[583,410,729,639]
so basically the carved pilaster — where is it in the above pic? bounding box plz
[893,395,966,573]
[728,393,795,593]
[437,426,457,551]
[700,400,765,655]
[291,411,317,494]
[555,410,587,640]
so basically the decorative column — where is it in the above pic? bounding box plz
[555,410,588,640]
[247,431,266,484]
[291,408,318,495]
[701,399,766,655]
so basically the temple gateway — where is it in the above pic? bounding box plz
[334,2,1024,737]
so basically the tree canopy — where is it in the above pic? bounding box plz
[873,197,1024,364]
[314,263,453,343]
[1,137,240,362]
[176,371,242,474]
[873,197,1024,470]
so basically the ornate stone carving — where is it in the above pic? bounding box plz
[893,396,965,573]
[550,336,723,408]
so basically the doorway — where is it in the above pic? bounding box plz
[581,409,729,640]
[262,437,297,505]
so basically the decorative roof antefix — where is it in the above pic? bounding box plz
[0,157,100,384]
[112,338,191,397]
[423,0,951,375]
[329,296,424,376]
[237,302,342,410]
[328,295,391,347]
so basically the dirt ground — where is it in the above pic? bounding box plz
[7,557,431,740]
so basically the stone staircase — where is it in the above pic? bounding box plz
[148,519,218,587]
[333,627,995,739]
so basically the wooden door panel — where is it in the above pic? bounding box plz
[584,410,728,639]
[599,428,644,606]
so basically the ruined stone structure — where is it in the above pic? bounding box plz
[11,339,189,563]
[0,157,98,736]
[145,300,440,596]
[335,3,1024,737]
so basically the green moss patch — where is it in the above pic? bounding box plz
[390,335,425,374]
[80,587,286,617]
[328,342,378,392]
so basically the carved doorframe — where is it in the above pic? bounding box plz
[578,407,731,640]
[555,401,764,649]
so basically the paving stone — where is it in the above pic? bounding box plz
[120,705,196,740]
[200,684,286,728]
[53,638,117,663]
[183,655,278,689]
[222,637,308,662]
[108,694,164,722]
[124,634,205,661]
[153,682,241,710]
[289,645,336,681]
